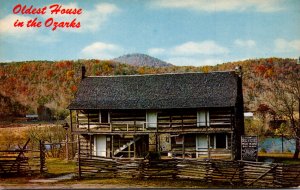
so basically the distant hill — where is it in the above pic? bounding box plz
[112,53,173,67]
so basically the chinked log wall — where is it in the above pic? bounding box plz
[78,156,300,188]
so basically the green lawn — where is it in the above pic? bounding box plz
[258,152,294,158]
[258,152,300,164]
[45,158,76,176]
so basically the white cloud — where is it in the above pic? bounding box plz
[148,41,228,66]
[80,42,123,59]
[274,38,300,53]
[0,14,60,43]
[149,41,228,56]
[43,3,119,32]
[167,57,223,66]
[234,39,256,48]
[171,41,229,55]
[83,3,119,32]
[151,0,285,12]
[0,14,37,37]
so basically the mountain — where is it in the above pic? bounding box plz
[112,53,173,67]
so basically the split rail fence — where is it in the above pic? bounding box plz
[78,156,300,188]
[0,139,46,177]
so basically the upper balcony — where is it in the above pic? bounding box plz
[71,115,233,134]
[70,109,234,134]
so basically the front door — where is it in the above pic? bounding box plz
[94,135,106,157]
[196,135,208,157]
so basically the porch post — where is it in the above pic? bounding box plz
[134,136,136,158]
[128,142,131,158]
[231,132,233,160]
[77,135,81,179]
[155,133,158,152]
[87,113,90,132]
[182,135,185,159]
[89,135,92,158]
[111,135,114,157]
[207,134,211,159]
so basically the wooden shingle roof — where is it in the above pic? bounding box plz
[68,71,239,110]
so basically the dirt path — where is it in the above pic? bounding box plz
[0,177,217,189]
[0,183,150,189]
[29,173,76,183]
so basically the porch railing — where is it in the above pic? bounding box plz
[72,121,232,133]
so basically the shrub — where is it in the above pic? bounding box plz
[260,148,267,153]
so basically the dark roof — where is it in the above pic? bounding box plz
[68,71,239,110]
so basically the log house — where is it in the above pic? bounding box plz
[68,67,244,161]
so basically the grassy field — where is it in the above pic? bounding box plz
[45,158,77,176]
[258,152,300,164]
[258,152,294,158]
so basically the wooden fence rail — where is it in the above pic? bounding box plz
[0,139,46,177]
[77,156,300,188]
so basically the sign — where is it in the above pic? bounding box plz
[241,136,258,161]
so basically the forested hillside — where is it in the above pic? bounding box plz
[0,58,298,119]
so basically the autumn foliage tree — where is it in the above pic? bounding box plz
[264,63,300,158]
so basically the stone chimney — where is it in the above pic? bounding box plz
[235,65,242,77]
[81,65,86,79]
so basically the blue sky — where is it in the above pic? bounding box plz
[0,0,299,66]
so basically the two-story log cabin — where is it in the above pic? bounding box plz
[68,67,244,160]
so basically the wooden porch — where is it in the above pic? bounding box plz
[69,108,235,134]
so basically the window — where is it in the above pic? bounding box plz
[197,110,210,127]
[215,134,227,149]
[209,134,227,149]
[146,111,157,128]
[100,110,109,123]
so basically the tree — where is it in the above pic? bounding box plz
[0,128,26,150]
[265,64,300,158]
[26,125,67,158]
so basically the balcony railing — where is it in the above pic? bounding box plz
[72,121,233,133]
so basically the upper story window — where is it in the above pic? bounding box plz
[100,110,109,123]
[197,110,209,127]
[146,111,157,128]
